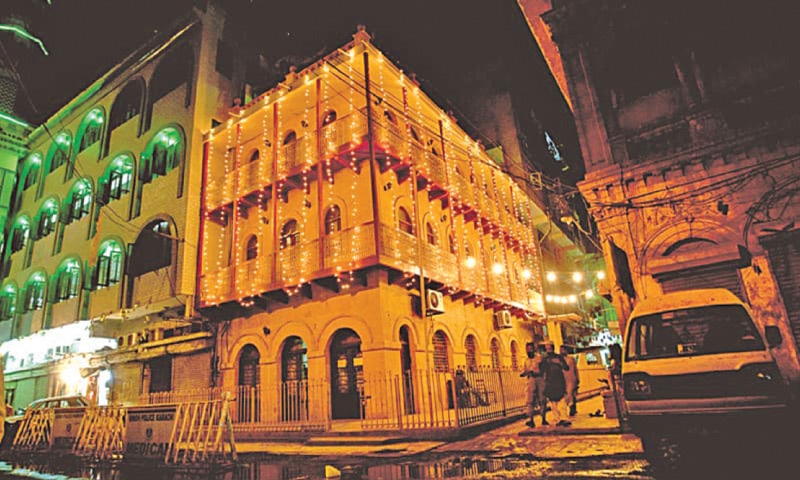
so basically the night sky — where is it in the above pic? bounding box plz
[1,0,575,173]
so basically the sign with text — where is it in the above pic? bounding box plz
[125,404,178,460]
[52,407,87,450]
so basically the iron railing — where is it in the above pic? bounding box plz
[139,366,527,433]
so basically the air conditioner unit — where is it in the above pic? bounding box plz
[426,290,445,314]
[494,310,513,330]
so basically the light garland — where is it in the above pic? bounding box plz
[201,131,213,304]
[194,35,561,323]
[234,117,244,302]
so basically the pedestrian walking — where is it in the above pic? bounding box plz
[521,342,546,427]
[560,345,579,416]
[541,341,571,427]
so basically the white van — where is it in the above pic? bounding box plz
[622,288,788,468]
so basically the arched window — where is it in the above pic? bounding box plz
[102,155,133,203]
[283,130,297,145]
[425,222,437,246]
[465,335,477,370]
[108,81,143,133]
[245,235,258,261]
[129,220,173,276]
[398,207,414,235]
[78,109,104,153]
[0,284,17,321]
[410,126,421,144]
[510,340,519,370]
[280,220,299,249]
[96,241,123,288]
[383,109,397,125]
[55,259,81,302]
[433,330,450,373]
[66,180,92,223]
[146,128,182,181]
[23,154,42,190]
[36,199,59,238]
[238,345,260,387]
[247,149,260,163]
[10,217,30,253]
[48,133,71,173]
[322,110,337,127]
[23,272,46,312]
[490,338,501,369]
[325,205,341,234]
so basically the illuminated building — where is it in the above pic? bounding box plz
[538,1,800,387]
[199,28,558,426]
[0,3,245,409]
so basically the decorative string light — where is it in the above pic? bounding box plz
[201,131,214,304]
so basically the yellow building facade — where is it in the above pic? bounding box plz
[1,4,241,409]
[200,30,551,428]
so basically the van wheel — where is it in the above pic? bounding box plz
[642,434,685,473]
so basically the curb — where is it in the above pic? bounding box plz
[518,427,626,436]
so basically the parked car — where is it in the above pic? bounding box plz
[2,394,91,449]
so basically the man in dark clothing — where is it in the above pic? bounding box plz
[541,341,571,427]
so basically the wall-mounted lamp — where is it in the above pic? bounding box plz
[262,327,271,336]
[383,182,393,191]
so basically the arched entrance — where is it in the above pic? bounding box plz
[281,336,308,421]
[330,328,363,420]
[399,326,416,414]
[238,344,260,422]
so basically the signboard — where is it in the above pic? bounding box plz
[52,407,87,450]
[125,404,178,460]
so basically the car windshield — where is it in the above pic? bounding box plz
[625,304,765,361]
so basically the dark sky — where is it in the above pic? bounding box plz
[0,0,574,167]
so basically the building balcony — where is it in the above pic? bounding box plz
[199,222,541,312]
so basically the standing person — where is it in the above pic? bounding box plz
[521,342,544,427]
[560,345,579,417]
[541,341,571,427]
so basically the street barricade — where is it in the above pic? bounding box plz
[11,408,54,451]
[73,405,126,460]
[10,395,236,467]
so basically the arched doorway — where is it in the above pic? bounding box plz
[329,328,363,420]
[238,344,260,422]
[281,336,308,421]
[399,326,416,414]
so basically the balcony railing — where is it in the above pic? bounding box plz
[278,133,317,176]
[236,160,271,197]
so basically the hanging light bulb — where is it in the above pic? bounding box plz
[572,272,583,283]
[597,271,606,280]
[546,271,556,282]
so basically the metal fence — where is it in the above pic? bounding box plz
[139,366,527,433]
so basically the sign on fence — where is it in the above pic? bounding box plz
[51,407,86,450]
[125,405,178,460]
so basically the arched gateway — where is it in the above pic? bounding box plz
[329,328,363,419]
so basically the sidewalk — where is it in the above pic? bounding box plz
[236,394,643,460]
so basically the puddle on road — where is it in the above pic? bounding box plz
[0,455,653,480]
